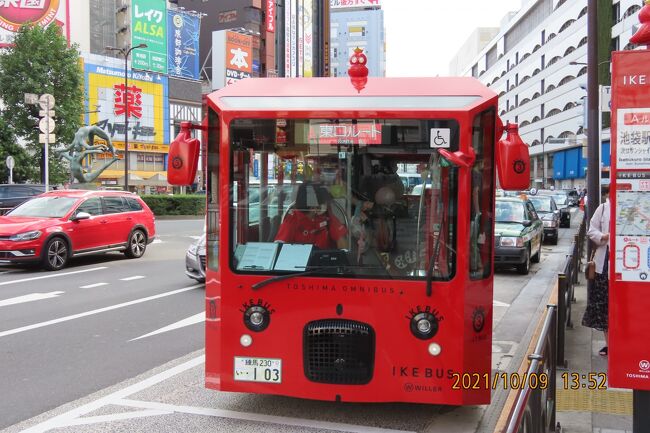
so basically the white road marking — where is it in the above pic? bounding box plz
[79,283,108,289]
[17,352,414,433]
[19,355,205,433]
[120,275,145,281]
[0,284,202,339]
[0,267,107,287]
[151,239,163,244]
[493,300,510,307]
[130,312,204,341]
[115,399,416,433]
[0,291,65,307]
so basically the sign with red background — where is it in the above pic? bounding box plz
[0,0,68,47]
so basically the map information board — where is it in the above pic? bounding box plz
[615,173,650,281]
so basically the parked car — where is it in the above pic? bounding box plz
[186,233,206,282]
[494,196,544,274]
[563,189,580,206]
[0,184,47,215]
[536,189,571,228]
[0,190,155,270]
[528,195,560,245]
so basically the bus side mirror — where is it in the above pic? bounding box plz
[496,123,530,191]
[168,121,200,185]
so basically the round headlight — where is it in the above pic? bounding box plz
[410,312,439,340]
[243,305,270,332]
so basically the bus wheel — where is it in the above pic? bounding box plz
[125,229,147,258]
[517,247,531,275]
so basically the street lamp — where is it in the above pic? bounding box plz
[105,43,148,192]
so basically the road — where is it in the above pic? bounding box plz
[0,219,204,430]
[1,211,580,433]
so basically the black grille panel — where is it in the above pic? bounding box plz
[199,255,206,270]
[304,319,375,385]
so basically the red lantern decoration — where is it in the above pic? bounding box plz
[348,47,369,93]
[496,123,530,190]
[630,0,650,47]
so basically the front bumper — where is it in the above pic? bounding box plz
[0,240,41,264]
[494,246,527,265]
[185,250,206,282]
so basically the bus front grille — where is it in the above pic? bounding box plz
[303,319,375,385]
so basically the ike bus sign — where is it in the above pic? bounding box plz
[609,48,650,391]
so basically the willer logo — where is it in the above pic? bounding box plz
[640,360,650,371]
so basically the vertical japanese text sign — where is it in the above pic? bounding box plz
[609,49,650,391]
[131,0,167,74]
[225,31,252,86]
[167,9,200,80]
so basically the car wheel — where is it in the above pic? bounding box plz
[125,229,147,258]
[531,239,541,263]
[517,246,531,275]
[42,237,69,271]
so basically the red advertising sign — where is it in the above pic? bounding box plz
[0,0,68,47]
[225,31,252,86]
[266,0,275,32]
[609,49,650,390]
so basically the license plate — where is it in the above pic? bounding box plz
[234,357,282,383]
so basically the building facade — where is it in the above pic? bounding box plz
[456,0,642,189]
[329,2,385,78]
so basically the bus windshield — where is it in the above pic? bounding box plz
[229,118,458,280]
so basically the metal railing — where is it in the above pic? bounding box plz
[504,305,558,433]
[556,217,586,368]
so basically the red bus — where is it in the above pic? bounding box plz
[168,75,529,405]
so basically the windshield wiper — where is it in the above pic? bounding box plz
[251,265,393,290]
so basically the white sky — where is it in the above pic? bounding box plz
[382,0,524,77]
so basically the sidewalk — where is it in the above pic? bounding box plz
[555,277,633,433]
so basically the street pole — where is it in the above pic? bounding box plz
[106,44,147,192]
[124,52,129,192]
[45,97,49,192]
[587,0,599,252]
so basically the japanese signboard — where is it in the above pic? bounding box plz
[0,0,69,47]
[303,0,313,77]
[309,122,382,146]
[616,108,650,170]
[265,0,275,32]
[608,48,650,391]
[167,9,200,80]
[83,56,169,150]
[211,30,253,89]
[330,0,381,9]
[131,0,167,74]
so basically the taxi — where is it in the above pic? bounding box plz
[494,195,544,274]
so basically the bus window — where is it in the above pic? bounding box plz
[228,118,458,281]
[470,109,496,280]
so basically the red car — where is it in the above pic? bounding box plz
[0,190,156,271]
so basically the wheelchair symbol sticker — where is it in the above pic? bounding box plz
[430,128,451,149]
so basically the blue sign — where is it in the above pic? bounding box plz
[167,10,200,80]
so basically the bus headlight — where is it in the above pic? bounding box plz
[410,312,439,340]
[243,305,270,332]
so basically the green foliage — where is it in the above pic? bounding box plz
[141,195,206,216]
[0,24,83,184]
[0,117,36,183]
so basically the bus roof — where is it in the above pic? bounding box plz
[208,77,497,112]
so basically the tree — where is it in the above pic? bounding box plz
[0,24,83,185]
[0,117,35,183]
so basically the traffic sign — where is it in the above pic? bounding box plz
[24,93,38,105]
[6,155,14,169]
[39,117,55,134]
[39,110,56,117]
[600,85,611,113]
[38,94,55,110]
[39,134,56,143]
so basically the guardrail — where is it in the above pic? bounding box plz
[504,304,558,433]
[556,217,586,368]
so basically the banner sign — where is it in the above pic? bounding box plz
[265,0,275,32]
[225,30,252,85]
[167,9,200,80]
[330,0,381,9]
[131,0,167,74]
[84,58,169,149]
[0,0,69,47]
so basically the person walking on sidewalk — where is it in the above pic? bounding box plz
[582,185,610,356]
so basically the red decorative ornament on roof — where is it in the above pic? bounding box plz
[348,47,369,92]
[630,0,650,47]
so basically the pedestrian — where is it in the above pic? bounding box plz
[582,184,610,356]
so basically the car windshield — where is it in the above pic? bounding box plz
[495,200,525,223]
[7,196,78,218]
[552,194,568,206]
[529,197,552,212]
